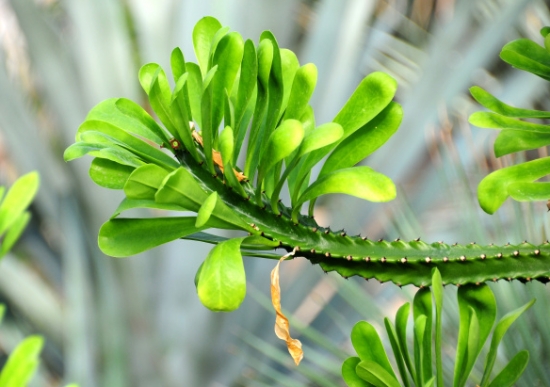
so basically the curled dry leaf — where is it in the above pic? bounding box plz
[270,255,304,366]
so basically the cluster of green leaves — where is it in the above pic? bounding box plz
[470,27,550,214]
[64,16,403,311]
[341,269,534,387]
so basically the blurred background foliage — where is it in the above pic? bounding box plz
[0,0,550,386]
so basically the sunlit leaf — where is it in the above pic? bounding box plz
[500,39,550,81]
[494,129,550,157]
[0,172,39,237]
[298,123,343,157]
[279,48,300,118]
[196,192,218,228]
[283,63,317,121]
[185,62,203,126]
[89,158,135,189]
[508,181,550,201]
[469,86,550,118]
[356,361,401,387]
[413,288,432,385]
[469,112,550,133]
[351,321,396,380]
[170,47,186,82]
[0,335,43,387]
[111,198,187,218]
[0,211,30,258]
[384,318,411,387]
[341,357,372,387]
[487,351,529,387]
[197,238,246,312]
[124,164,170,200]
[193,16,223,77]
[413,315,427,387]
[432,269,444,387]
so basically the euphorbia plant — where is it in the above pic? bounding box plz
[64,16,550,315]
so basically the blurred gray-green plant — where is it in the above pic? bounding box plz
[342,269,534,387]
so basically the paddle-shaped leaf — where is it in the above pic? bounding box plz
[196,237,246,311]
[413,288,432,385]
[0,211,30,258]
[478,156,550,214]
[292,166,396,222]
[413,315,427,387]
[196,192,218,228]
[284,63,317,121]
[298,123,343,157]
[480,299,535,387]
[124,164,170,200]
[508,181,550,201]
[320,102,402,177]
[185,62,203,126]
[0,335,43,387]
[193,16,223,77]
[279,48,300,118]
[453,284,496,387]
[356,361,401,387]
[99,217,204,257]
[384,318,411,387]
[0,172,39,237]
[494,129,550,157]
[89,158,135,189]
[500,39,550,81]
[487,351,529,387]
[470,86,550,118]
[112,198,187,218]
[351,321,397,381]
[432,269,444,387]
[341,357,372,387]
[469,112,550,133]
[170,47,186,82]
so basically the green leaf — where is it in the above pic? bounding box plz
[464,307,480,387]
[98,217,204,257]
[494,129,550,157]
[413,288,432,385]
[233,40,258,146]
[124,164,170,200]
[298,123,343,157]
[293,166,396,221]
[279,48,300,118]
[453,284,496,387]
[500,39,550,81]
[0,211,30,258]
[469,86,550,118]
[469,112,550,133]
[508,181,550,201]
[333,72,397,139]
[201,67,217,173]
[478,156,550,214]
[196,192,218,228]
[193,16,223,77]
[65,142,145,168]
[356,361,401,387]
[219,126,246,196]
[431,269,444,387]
[351,321,397,381]
[111,198,187,218]
[170,47,186,82]
[283,63,317,121]
[257,119,304,185]
[0,335,44,387]
[480,299,535,387]
[0,172,39,238]
[342,357,372,387]
[384,318,411,387]
[196,238,247,311]
[320,102,402,177]
[395,303,416,382]
[149,70,179,139]
[413,315,427,387]
[170,73,200,160]
[185,62,203,126]
[89,158,135,189]
[487,351,529,387]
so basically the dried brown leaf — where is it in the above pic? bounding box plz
[271,255,303,366]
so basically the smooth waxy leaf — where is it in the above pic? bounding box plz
[478,156,550,214]
[500,39,550,81]
[0,335,43,387]
[196,238,246,311]
[384,318,411,387]
[298,123,343,157]
[112,198,187,218]
[149,71,179,138]
[170,47,186,82]
[469,112,550,133]
[170,73,200,160]
[193,16,223,77]
[487,351,529,387]
[341,357,372,387]
[0,211,30,258]
[480,299,535,387]
[87,98,167,145]
[494,129,550,157]
[219,126,246,196]
[183,232,280,250]
[138,63,171,97]
[196,192,218,228]
[233,40,257,147]
[99,217,204,257]
[284,63,317,121]
[431,269,444,387]
[0,172,39,237]
[356,361,401,387]
[185,62,203,126]
[321,102,402,177]
[333,72,397,139]
[413,315,427,387]
[508,181,550,201]
[469,86,550,118]
[124,164,170,200]
[258,119,304,183]
[64,142,145,168]
[279,48,300,118]
[351,321,397,380]
[293,166,396,221]
[413,288,432,385]
[454,284,496,387]
[89,158,135,189]
[201,67,217,173]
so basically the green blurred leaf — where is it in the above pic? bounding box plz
[478,156,550,214]
[351,321,397,381]
[0,171,39,237]
[480,299,535,387]
[196,237,246,311]
[196,192,218,228]
[342,357,372,387]
[494,129,550,157]
[454,284,496,387]
[124,164,170,200]
[508,181,550,201]
[487,351,529,387]
[98,217,204,257]
[89,158,135,189]
[193,16,223,77]
[469,86,550,118]
[0,211,30,258]
[356,361,401,387]
[0,335,44,387]
[321,102,402,177]
[500,39,550,81]
[469,112,550,133]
